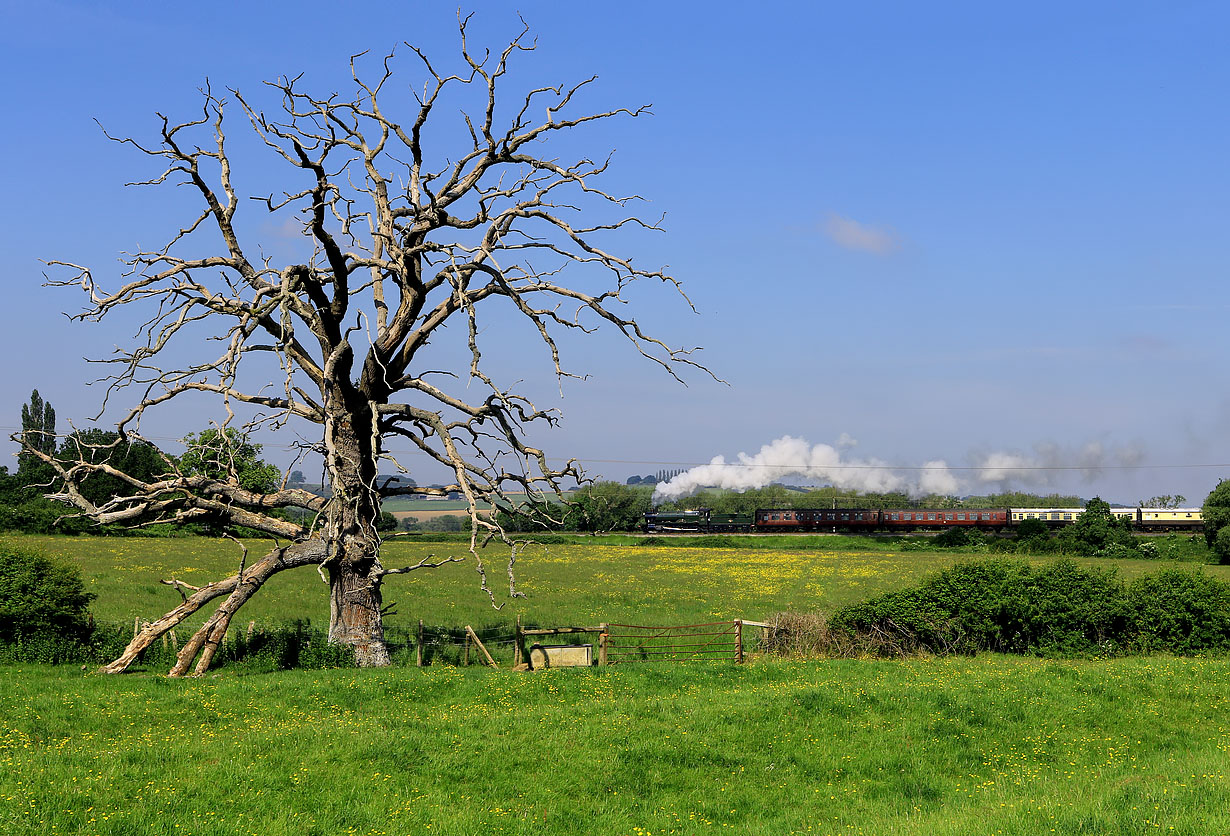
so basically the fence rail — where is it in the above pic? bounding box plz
[412,617,766,668]
[603,620,747,664]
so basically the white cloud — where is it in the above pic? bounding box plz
[823,213,900,254]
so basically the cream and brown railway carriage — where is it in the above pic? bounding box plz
[1010,508,1086,527]
[1136,508,1204,532]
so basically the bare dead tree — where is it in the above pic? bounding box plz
[17,17,710,675]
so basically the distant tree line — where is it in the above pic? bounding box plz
[1,391,286,536]
[625,470,684,486]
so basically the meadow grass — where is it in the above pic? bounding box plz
[1,656,1227,835]
[7,534,1224,639]
[4,535,1230,834]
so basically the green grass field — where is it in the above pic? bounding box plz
[7,533,1224,637]
[3,534,1230,835]
[2,657,1228,835]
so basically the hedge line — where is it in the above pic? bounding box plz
[822,558,1230,657]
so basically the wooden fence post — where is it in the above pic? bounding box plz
[465,625,499,668]
[735,619,744,664]
[416,619,424,667]
[463,629,471,666]
[599,622,609,666]
[514,615,522,668]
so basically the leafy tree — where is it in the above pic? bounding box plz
[1203,480,1230,564]
[1012,517,1053,552]
[420,515,467,533]
[179,429,280,495]
[57,430,171,508]
[568,481,653,532]
[1139,494,1187,509]
[1055,496,1136,555]
[17,390,56,481]
[24,20,706,674]
[375,511,398,533]
[19,390,56,460]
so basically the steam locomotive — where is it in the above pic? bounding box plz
[643,506,1204,534]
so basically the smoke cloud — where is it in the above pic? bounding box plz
[651,436,1148,503]
[652,435,956,503]
[972,441,1146,490]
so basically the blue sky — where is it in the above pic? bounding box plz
[2,1,1228,505]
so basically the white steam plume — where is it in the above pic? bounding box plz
[652,436,956,503]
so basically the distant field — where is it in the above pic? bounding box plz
[381,490,574,515]
[5,533,1227,637]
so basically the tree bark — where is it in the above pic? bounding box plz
[322,396,391,666]
[328,557,390,667]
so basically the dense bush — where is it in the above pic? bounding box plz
[1127,569,1230,654]
[825,557,1230,658]
[0,544,96,662]
[1203,479,1230,563]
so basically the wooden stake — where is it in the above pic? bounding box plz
[416,619,424,668]
[465,625,499,668]
[735,619,744,664]
[599,622,609,666]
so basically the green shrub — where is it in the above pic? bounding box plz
[0,543,96,662]
[1215,527,1230,566]
[222,620,354,671]
[831,558,1131,657]
[827,557,1230,659]
[1127,569,1230,653]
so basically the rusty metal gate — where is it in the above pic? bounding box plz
[600,620,747,664]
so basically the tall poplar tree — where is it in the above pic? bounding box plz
[18,390,56,478]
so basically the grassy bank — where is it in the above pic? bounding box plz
[2,656,1228,836]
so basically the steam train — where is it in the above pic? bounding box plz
[643,506,1204,534]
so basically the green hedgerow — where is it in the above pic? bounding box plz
[0,543,96,662]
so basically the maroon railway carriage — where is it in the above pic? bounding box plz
[879,508,1008,531]
[752,507,1010,533]
[754,508,882,532]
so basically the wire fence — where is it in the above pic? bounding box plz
[411,618,767,668]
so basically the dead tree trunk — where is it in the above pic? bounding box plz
[100,541,328,675]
